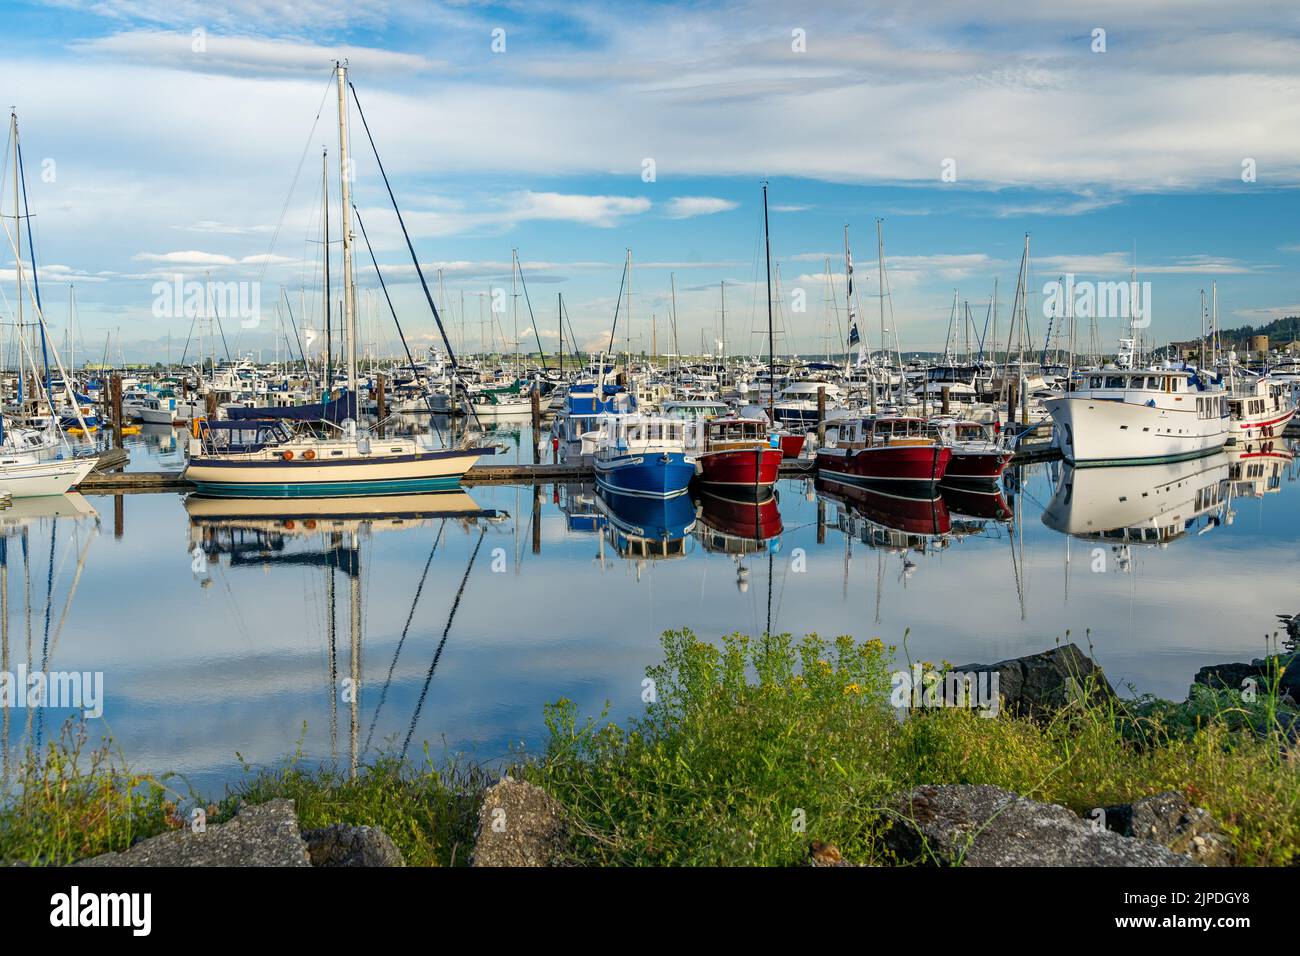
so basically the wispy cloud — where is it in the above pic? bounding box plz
[663,196,738,219]
[72,30,443,77]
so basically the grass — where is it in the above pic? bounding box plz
[0,720,177,866]
[215,733,491,867]
[528,629,1300,866]
[2,630,1298,866]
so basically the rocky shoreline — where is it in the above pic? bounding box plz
[48,642,1289,868]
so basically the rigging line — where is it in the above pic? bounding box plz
[17,141,54,405]
[206,283,233,364]
[348,82,470,401]
[280,287,308,366]
[351,203,447,439]
[232,71,335,360]
[604,255,628,361]
[514,256,549,374]
[364,519,445,753]
[561,295,579,362]
[401,524,487,760]
[34,517,56,743]
[175,309,198,371]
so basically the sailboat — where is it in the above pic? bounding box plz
[184,64,491,498]
[0,111,97,497]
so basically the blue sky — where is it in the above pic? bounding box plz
[1,0,1298,361]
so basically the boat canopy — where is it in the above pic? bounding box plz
[227,390,357,423]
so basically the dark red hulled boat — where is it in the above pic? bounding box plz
[696,418,783,497]
[941,485,1012,522]
[695,491,783,545]
[815,416,951,489]
[816,477,952,537]
[929,418,1013,483]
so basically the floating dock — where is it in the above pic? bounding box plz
[71,452,1099,495]
[77,457,819,493]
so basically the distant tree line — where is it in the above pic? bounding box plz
[1216,315,1300,345]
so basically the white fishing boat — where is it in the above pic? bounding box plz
[1224,371,1294,444]
[1047,366,1229,466]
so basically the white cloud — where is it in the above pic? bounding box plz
[664,196,738,219]
[72,30,443,77]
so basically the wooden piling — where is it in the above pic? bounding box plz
[110,374,124,449]
[941,386,951,415]
[816,386,827,447]
[531,388,542,465]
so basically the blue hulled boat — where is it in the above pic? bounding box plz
[589,415,696,500]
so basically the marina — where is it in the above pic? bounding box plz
[0,421,1289,798]
[2,2,1298,892]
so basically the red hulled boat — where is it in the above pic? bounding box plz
[815,416,951,489]
[929,418,1013,483]
[695,418,783,498]
[816,477,952,537]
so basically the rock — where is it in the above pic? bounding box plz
[881,784,1198,867]
[74,799,310,867]
[471,777,570,867]
[1192,655,1300,701]
[953,644,1115,719]
[1101,792,1233,866]
[302,824,405,867]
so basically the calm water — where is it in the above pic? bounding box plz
[2,421,1297,798]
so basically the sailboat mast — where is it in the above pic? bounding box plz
[763,182,774,419]
[322,148,332,393]
[336,61,359,403]
[876,219,886,363]
[12,113,22,401]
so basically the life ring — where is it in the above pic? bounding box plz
[282,450,295,461]
[303,449,316,461]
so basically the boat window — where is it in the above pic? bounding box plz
[1105,376,1124,388]
[1089,376,1102,389]
[1145,377,1160,389]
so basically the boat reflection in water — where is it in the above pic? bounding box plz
[815,473,1016,602]
[184,490,502,774]
[0,493,101,780]
[693,490,783,553]
[693,489,783,593]
[1225,442,1295,501]
[560,483,783,588]
[555,483,606,535]
[818,476,951,544]
[1041,453,1230,549]
[593,487,697,565]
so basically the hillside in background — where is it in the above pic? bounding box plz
[1218,315,1300,345]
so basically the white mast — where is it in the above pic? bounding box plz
[336,61,358,404]
[12,112,23,411]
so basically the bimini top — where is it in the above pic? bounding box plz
[227,390,357,423]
